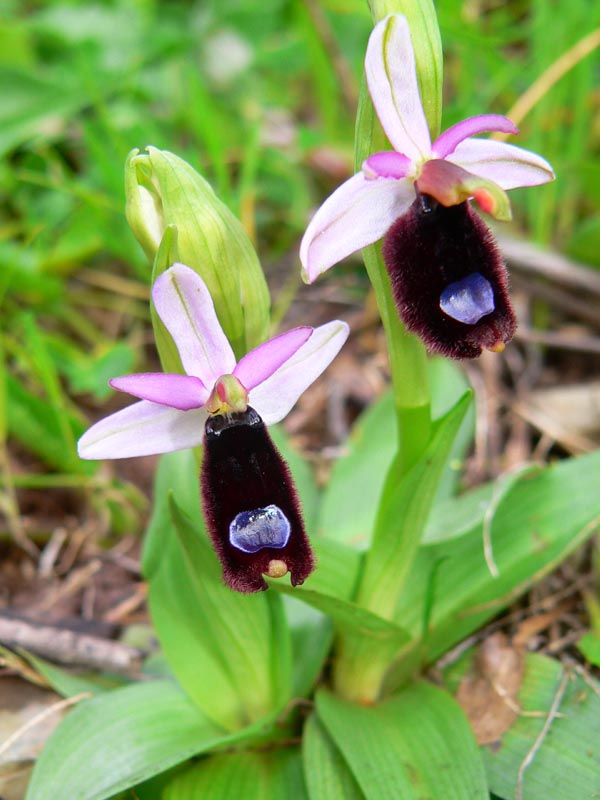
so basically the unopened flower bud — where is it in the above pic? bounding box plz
[125,147,270,356]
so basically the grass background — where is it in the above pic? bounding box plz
[0,0,599,532]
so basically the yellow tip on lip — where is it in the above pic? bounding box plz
[488,341,506,353]
[266,559,288,579]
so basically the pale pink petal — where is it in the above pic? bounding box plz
[362,151,412,180]
[447,138,555,190]
[366,14,431,162]
[432,115,518,158]
[249,321,349,426]
[109,373,209,411]
[78,401,206,460]
[300,173,414,283]
[234,327,312,391]
[152,264,236,385]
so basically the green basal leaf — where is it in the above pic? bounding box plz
[303,713,365,800]
[423,464,540,545]
[577,594,600,666]
[277,589,409,644]
[163,748,308,800]
[25,679,272,800]
[148,552,242,732]
[270,579,411,646]
[483,654,600,799]
[23,651,122,697]
[305,538,363,600]
[316,682,487,800]
[284,595,333,698]
[268,537,410,646]
[386,450,600,689]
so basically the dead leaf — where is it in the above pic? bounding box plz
[0,677,65,800]
[456,632,526,745]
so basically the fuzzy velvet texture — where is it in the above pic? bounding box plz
[382,196,516,359]
[201,407,314,593]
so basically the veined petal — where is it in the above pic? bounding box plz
[362,151,413,180]
[109,373,209,411]
[152,263,236,385]
[366,14,431,162]
[432,115,518,158]
[300,173,414,283]
[78,401,206,460]
[234,327,312,391]
[447,138,555,190]
[249,320,349,426]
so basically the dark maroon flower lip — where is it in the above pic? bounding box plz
[382,195,516,359]
[201,407,315,593]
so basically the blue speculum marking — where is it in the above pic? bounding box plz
[229,504,291,553]
[440,272,495,325]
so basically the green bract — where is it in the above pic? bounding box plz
[125,147,270,357]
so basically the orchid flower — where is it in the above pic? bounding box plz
[300,14,555,359]
[78,263,349,592]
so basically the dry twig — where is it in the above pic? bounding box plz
[0,615,143,674]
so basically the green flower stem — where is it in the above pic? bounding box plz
[332,0,444,702]
[362,243,431,472]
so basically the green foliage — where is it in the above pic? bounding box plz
[303,713,365,800]
[483,654,600,799]
[25,680,274,800]
[163,749,308,800]
[315,684,488,799]
[6,0,600,797]
[318,358,474,547]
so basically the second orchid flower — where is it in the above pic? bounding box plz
[300,14,555,359]
[79,264,349,593]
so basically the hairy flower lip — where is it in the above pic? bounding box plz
[202,406,314,593]
[299,13,555,284]
[382,198,517,359]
